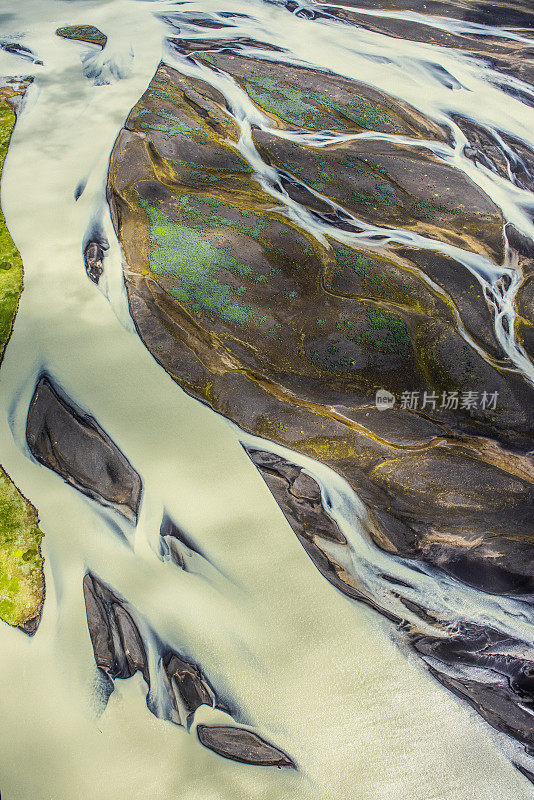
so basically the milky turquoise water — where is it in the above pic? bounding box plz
[0,2,533,798]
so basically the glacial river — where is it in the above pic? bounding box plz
[0,1,533,798]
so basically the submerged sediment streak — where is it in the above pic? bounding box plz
[0,1,533,799]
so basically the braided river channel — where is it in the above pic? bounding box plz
[0,1,533,798]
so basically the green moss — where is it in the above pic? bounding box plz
[329,247,420,310]
[196,52,215,65]
[244,76,396,132]
[56,25,107,47]
[295,435,358,461]
[0,467,44,628]
[0,86,45,629]
[141,200,262,326]
[355,308,411,355]
[0,92,23,358]
[138,108,205,139]
[411,198,462,218]
[333,248,387,295]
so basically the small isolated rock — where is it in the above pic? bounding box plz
[197,724,295,767]
[84,241,105,284]
[83,573,149,682]
[56,25,107,47]
[26,376,142,522]
[163,652,220,726]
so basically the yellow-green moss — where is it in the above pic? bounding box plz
[0,88,23,358]
[56,25,107,47]
[0,467,44,627]
[0,83,45,629]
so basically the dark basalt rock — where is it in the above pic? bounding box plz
[17,611,42,636]
[26,376,142,522]
[83,573,219,722]
[197,724,295,767]
[245,448,345,544]
[427,669,534,752]
[244,447,404,625]
[83,573,149,682]
[245,445,534,770]
[0,43,36,62]
[163,651,225,727]
[413,622,534,753]
[515,762,534,785]
[83,574,290,765]
[159,514,204,570]
[84,241,105,284]
[170,38,283,56]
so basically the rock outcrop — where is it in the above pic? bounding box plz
[83,573,149,682]
[84,241,105,284]
[243,445,534,762]
[413,623,534,755]
[56,25,107,48]
[197,724,295,767]
[26,376,142,522]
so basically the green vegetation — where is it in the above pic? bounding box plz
[196,52,215,65]
[309,307,411,374]
[243,76,395,132]
[0,467,44,628]
[138,107,205,140]
[142,200,262,326]
[333,248,388,296]
[411,198,462,218]
[55,25,107,47]
[358,308,411,354]
[0,85,44,629]
[0,90,23,359]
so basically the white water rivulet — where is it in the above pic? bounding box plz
[0,1,533,798]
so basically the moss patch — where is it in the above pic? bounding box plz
[356,308,411,355]
[56,25,107,47]
[0,89,23,358]
[244,76,396,132]
[143,200,260,325]
[0,83,45,630]
[0,467,44,628]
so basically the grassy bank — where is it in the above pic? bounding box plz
[0,82,45,630]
